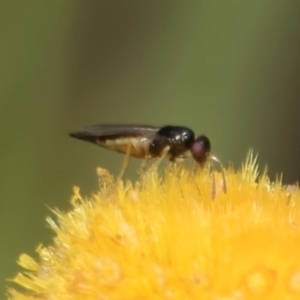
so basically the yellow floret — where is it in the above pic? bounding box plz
[7,153,300,300]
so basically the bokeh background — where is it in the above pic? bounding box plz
[1,1,300,297]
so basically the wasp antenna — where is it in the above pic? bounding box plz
[211,171,216,200]
[210,155,227,195]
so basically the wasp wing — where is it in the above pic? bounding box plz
[70,124,159,140]
[70,125,160,158]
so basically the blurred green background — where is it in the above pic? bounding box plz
[1,1,300,297]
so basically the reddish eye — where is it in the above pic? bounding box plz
[191,135,211,164]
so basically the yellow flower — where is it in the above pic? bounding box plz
[7,153,300,300]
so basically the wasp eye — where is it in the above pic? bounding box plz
[191,135,211,164]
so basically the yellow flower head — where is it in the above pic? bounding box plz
[7,153,300,300]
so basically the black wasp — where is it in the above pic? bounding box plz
[70,125,211,165]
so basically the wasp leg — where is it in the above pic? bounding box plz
[138,160,147,178]
[117,142,132,180]
[157,145,171,164]
[146,145,170,173]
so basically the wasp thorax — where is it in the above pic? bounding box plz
[148,137,169,157]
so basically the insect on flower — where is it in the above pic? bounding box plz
[70,124,210,163]
[70,124,226,197]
